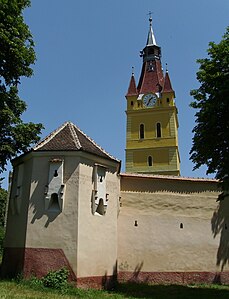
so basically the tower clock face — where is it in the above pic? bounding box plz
[143,93,157,107]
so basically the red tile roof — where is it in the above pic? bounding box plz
[33,122,120,162]
[163,71,174,93]
[137,60,164,94]
[126,74,138,96]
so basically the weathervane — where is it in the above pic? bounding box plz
[147,11,153,25]
[132,66,135,76]
[165,63,168,72]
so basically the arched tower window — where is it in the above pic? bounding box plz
[156,122,161,138]
[148,156,153,166]
[140,124,145,139]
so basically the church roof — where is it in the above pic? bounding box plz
[33,122,119,162]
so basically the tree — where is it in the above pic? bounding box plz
[0,188,7,227]
[0,187,7,254]
[190,27,229,181]
[0,0,43,175]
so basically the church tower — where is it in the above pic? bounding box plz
[125,17,180,176]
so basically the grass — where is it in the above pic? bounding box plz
[0,280,228,299]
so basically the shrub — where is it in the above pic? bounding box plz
[42,268,69,290]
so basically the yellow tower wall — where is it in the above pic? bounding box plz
[125,96,180,175]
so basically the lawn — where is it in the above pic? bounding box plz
[0,280,228,299]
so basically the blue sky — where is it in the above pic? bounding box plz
[2,0,229,188]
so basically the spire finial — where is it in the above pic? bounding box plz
[132,66,135,76]
[148,11,152,25]
[146,11,157,46]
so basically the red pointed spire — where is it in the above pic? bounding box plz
[136,17,164,94]
[126,70,138,96]
[163,70,174,93]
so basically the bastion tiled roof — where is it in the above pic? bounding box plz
[33,121,119,162]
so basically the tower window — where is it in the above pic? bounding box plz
[131,101,134,106]
[139,124,144,139]
[167,98,170,103]
[156,123,162,138]
[148,156,153,166]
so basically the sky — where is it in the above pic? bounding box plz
[2,0,229,189]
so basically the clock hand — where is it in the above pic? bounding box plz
[147,97,153,105]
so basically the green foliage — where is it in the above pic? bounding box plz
[0,225,5,256]
[42,268,70,290]
[0,187,7,226]
[0,188,7,256]
[0,0,43,174]
[190,27,229,180]
[0,280,228,299]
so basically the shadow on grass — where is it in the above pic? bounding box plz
[113,282,229,299]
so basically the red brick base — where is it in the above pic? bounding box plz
[1,247,76,282]
[76,275,117,289]
[23,248,76,281]
[2,247,229,287]
[118,271,229,285]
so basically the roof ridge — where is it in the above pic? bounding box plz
[72,123,120,162]
[138,62,147,94]
[33,122,69,151]
[68,122,82,149]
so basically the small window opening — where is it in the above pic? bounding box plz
[225,223,227,230]
[156,123,161,138]
[131,101,134,106]
[167,98,170,103]
[100,176,103,182]
[148,156,153,166]
[180,223,183,229]
[134,220,138,227]
[54,169,58,177]
[48,193,60,211]
[147,61,154,72]
[140,124,144,139]
[96,198,105,215]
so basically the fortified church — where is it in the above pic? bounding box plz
[2,18,229,287]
